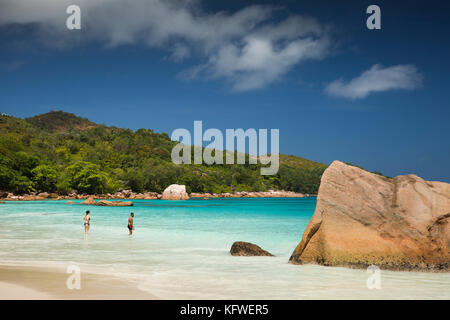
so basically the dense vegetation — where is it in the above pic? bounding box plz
[0,111,327,195]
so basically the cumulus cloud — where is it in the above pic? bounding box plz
[0,0,331,91]
[325,64,423,99]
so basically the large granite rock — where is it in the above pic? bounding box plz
[22,195,44,201]
[162,184,189,200]
[230,241,274,256]
[38,192,50,198]
[289,160,450,271]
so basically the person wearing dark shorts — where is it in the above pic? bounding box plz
[128,212,134,235]
[84,211,90,234]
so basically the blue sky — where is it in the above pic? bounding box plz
[0,0,449,182]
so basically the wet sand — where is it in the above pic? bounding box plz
[0,265,158,300]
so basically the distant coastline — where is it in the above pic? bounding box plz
[0,111,326,199]
[0,190,313,201]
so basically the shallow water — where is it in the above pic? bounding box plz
[0,198,449,299]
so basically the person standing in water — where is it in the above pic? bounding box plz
[128,212,135,235]
[84,211,90,234]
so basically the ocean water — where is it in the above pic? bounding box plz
[0,198,449,299]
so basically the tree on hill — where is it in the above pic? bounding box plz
[0,111,329,195]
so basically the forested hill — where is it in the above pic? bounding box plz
[0,111,327,195]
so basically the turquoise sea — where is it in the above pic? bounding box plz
[0,198,449,299]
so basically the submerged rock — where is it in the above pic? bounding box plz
[230,241,274,256]
[79,198,133,206]
[96,200,133,207]
[162,184,189,200]
[81,198,96,205]
[96,200,111,206]
[289,160,450,271]
[66,200,75,204]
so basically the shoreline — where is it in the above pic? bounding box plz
[0,190,315,201]
[0,264,158,300]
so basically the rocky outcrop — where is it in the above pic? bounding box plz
[190,190,308,198]
[37,192,58,199]
[81,197,96,205]
[0,190,161,201]
[96,200,133,207]
[230,241,274,256]
[162,184,189,200]
[37,192,50,198]
[66,200,75,204]
[289,160,450,271]
[22,195,45,201]
[78,198,133,206]
[0,189,307,201]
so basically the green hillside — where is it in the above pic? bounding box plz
[0,111,327,195]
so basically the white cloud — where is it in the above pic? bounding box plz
[206,36,330,91]
[0,0,331,91]
[325,64,423,99]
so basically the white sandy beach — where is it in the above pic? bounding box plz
[0,282,53,299]
[0,265,158,300]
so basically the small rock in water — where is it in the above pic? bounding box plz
[97,200,133,207]
[81,198,96,205]
[230,241,274,256]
